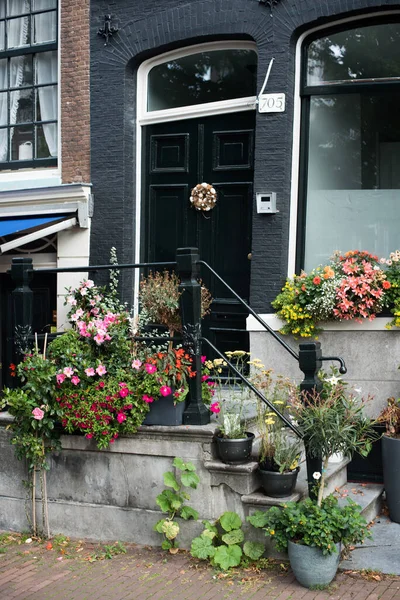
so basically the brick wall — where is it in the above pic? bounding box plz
[61,0,91,184]
[89,0,398,309]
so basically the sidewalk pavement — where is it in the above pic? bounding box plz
[1,533,400,600]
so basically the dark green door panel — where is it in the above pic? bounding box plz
[143,111,255,353]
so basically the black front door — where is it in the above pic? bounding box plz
[143,111,255,354]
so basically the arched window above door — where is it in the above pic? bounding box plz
[137,41,257,125]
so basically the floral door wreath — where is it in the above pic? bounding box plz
[190,183,217,212]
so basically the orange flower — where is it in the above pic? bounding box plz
[383,280,391,290]
[9,363,16,377]
[313,276,321,285]
[323,266,335,279]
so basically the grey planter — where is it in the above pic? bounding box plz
[382,434,400,523]
[215,432,255,465]
[288,540,341,588]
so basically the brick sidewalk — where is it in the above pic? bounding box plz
[1,536,400,600]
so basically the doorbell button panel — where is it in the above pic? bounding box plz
[256,192,278,214]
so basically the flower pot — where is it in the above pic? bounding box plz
[382,434,400,523]
[259,466,299,498]
[215,432,254,465]
[288,540,341,588]
[142,394,185,426]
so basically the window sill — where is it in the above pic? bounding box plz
[246,313,394,332]
[0,168,60,191]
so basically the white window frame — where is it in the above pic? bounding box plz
[288,9,400,279]
[134,41,258,312]
[0,1,61,187]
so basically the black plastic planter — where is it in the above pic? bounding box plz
[259,467,299,498]
[382,434,400,523]
[142,394,186,426]
[215,432,255,465]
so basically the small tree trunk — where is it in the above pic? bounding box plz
[317,456,330,507]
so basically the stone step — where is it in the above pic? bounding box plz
[334,482,384,523]
[241,457,350,510]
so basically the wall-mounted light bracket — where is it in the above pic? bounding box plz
[98,15,119,46]
[258,0,282,14]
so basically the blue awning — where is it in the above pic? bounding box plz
[0,215,69,237]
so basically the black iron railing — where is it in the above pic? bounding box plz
[8,247,347,494]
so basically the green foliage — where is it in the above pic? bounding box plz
[154,458,199,552]
[1,352,63,470]
[190,511,264,570]
[248,494,371,556]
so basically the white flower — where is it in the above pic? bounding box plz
[354,387,362,394]
[326,375,341,386]
[313,472,321,480]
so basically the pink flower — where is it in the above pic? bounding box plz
[85,433,93,439]
[210,402,221,414]
[84,279,95,289]
[201,375,209,382]
[142,395,154,403]
[71,376,80,385]
[132,359,142,370]
[145,363,157,374]
[96,365,107,376]
[32,407,45,420]
[94,332,105,345]
[117,413,127,423]
[56,373,66,384]
[85,368,95,376]
[119,387,129,398]
[201,356,207,364]
[160,385,172,397]
[63,367,74,378]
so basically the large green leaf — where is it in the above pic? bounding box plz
[213,545,242,570]
[247,511,270,529]
[221,528,244,545]
[180,505,199,521]
[164,471,180,491]
[202,529,216,541]
[202,520,218,534]
[173,457,196,471]
[162,540,173,550]
[191,536,216,560]
[243,541,265,560]
[180,471,200,489]
[153,519,166,533]
[220,511,242,532]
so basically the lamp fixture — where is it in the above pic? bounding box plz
[98,14,119,46]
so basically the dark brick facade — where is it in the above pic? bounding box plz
[89,0,399,310]
[61,0,91,184]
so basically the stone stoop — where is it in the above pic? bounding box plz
[335,482,384,524]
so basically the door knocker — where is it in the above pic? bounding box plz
[190,183,217,216]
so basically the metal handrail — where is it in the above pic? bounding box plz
[202,336,303,439]
[34,261,177,274]
[198,260,299,360]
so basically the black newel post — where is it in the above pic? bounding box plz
[299,342,323,499]
[9,258,34,359]
[177,247,210,426]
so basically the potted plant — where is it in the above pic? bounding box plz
[376,397,400,523]
[207,351,255,465]
[249,370,377,588]
[138,270,212,347]
[255,375,301,497]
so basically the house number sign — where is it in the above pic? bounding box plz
[258,93,286,113]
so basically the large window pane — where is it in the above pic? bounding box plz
[33,10,56,44]
[304,93,400,270]
[10,54,33,86]
[148,49,257,111]
[307,22,400,85]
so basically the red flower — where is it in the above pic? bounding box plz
[383,280,391,290]
[210,402,221,414]
[313,276,321,285]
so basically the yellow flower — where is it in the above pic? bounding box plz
[213,358,224,366]
[289,459,299,470]
[265,418,276,425]
[273,400,284,405]
[269,530,275,536]
[230,350,248,357]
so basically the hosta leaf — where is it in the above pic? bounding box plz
[161,520,180,540]
[180,505,199,521]
[220,511,242,532]
[181,471,200,489]
[247,511,270,529]
[202,520,218,534]
[202,529,216,540]
[164,471,180,491]
[243,541,265,560]
[191,536,216,560]
[213,545,242,570]
[221,528,244,545]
